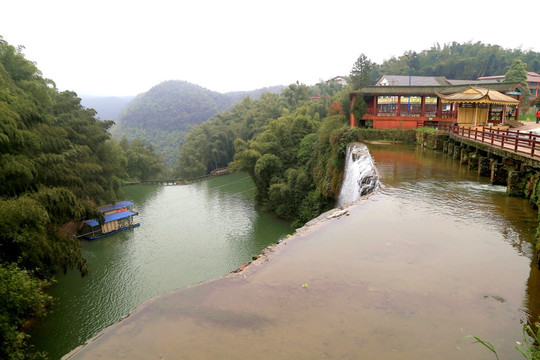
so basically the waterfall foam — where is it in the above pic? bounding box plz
[337,142,379,207]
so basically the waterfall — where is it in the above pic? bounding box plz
[337,143,379,207]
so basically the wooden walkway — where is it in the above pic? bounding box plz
[139,168,229,186]
[432,124,540,160]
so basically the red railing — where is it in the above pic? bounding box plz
[430,123,540,159]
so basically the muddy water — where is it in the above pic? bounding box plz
[66,144,540,360]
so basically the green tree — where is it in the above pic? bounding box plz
[505,58,530,94]
[124,138,163,181]
[175,92,284,178]
[351,95,367,127]
[0,35,141,360]
[281,82,311,109]
[0,264,51,360]
[349,54,376,90]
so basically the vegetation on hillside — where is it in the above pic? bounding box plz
[374,41,540,84]
[112,81,286,167]
[174,79,356,227]
[0,36,162,359]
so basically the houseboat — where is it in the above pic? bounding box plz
[81,201,140,240]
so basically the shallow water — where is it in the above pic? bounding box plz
[66,144,540,360]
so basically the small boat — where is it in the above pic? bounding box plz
[80,201,140,240]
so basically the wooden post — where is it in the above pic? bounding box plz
[350,94,356,127]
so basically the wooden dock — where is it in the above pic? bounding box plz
[138,168,229,186]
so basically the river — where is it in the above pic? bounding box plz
[29,172,292,359]
[33,144,540,359]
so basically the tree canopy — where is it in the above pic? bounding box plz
[505,58,530,94]
[375,41,540,81]
[112,81,286,168]
[0,35,162,359]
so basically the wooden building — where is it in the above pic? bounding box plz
[81,201,139,240]
[436,87,520,126]
[350,82,527,129]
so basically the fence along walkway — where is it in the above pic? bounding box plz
[139,168,229,185]
[432,124,540,159]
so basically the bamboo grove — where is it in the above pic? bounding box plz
[0,37,162,359]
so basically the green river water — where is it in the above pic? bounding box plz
[30,172,292,359]
[32,145,540,359]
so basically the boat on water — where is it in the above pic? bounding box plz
[80,201,140,240]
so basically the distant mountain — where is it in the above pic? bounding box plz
[111,80,285,167]
[116,80,234,133]
[80,96,134,121]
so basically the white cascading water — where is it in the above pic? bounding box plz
[337,142,379,207]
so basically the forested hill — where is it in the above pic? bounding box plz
[374,41,540,82]
[112,80,285,166]
[116,80,233,132]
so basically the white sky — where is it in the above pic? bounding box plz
[2,0,539,97]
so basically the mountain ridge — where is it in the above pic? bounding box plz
[103,80,286,166]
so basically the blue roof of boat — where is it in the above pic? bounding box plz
[84,210,135,227]
[98,201,133,213]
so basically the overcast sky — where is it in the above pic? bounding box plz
[2,0,539,97]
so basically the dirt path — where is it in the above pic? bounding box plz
[516,121,540,131]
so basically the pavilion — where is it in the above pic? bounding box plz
[436,87,520,127]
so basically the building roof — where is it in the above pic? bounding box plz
[477,72,540,83]
[447,79,494,85]
[98,201,134,213]
[84,210,136,227]
[351,82,527,97]
[376,75,453,86]
[326,76,348,85]
[436,87,520,105]
[377,73,540,89]
[528,72,540,83]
